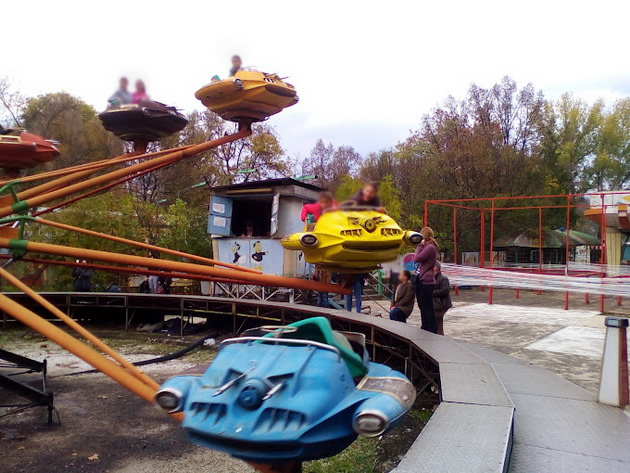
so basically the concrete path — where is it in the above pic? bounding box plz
[361,299,625,394]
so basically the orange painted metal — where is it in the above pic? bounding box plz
[0,294,160,406]
[0,267,158,389]
[0,144,194,186]
[35,217,262,274]
[0,238,349,294]
[0,254,250,285]
[8,167,102,204]
[31,158,175,217]
[12,146,181,203]
[0,129,251,218]
[0,131,59,170]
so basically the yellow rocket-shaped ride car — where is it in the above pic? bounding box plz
[195,70,299,123]
[281,209,423,272]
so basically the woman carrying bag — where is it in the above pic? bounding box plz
[414,227,438,333]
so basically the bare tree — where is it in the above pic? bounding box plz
[301,139,362,190]
[0,77,26,128]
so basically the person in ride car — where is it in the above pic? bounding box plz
[347,182,386,213]
[301,192,336,229]
[107,77,132,107]
[229,55,242,76]
[132,80,149,104]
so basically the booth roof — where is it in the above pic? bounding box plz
[211,177,324,193]
[494,229,600,248]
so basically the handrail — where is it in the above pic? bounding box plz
[365,272,395,301]
[220,336,341,359]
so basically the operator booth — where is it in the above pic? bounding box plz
[207,178,323,277]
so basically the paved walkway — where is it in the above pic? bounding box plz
[361,299,627,394]
[454,339,630,473]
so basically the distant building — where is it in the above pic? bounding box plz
[493,228,600,265]
[585,192,630,265]
[207,178,323,276]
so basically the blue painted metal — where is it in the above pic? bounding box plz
[208,195,233,236]
[157,317,415,463]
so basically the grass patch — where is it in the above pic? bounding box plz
[0,328,45,345]
[304,437,378,473]
[409,407,433,424]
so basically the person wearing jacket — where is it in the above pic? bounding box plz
[301,192,336,305]
[107,77,132,107]
[72,262,93,292]
[432,262,452,335]
[389,270,415,323]
[300,192,336,228]
[132,80,149,104]
[343,182,386,214]
[414,227,438,333]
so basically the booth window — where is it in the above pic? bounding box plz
[229,196,273,236]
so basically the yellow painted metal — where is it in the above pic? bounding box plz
[281,209,416,271]
[195,70,299,122]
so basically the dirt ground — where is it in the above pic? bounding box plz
[451,286,628,315]
[0,329,430,473]
[0,330,251,473]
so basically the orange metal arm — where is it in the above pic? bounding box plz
[0,267,158,390]
[0,294,161,404]
[0,144,195,187]
[31,153,182,217]
[0,238,349,295]
[0,254,252,285]
[35,217,262,274]
[0,129,251,218]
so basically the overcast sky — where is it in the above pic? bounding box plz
[3,0,628,159]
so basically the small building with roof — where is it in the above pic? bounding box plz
[493,228,600,265]
[207,178,323,276]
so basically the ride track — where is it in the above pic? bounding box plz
[0,121,347,473]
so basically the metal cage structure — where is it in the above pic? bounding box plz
[424,190,630,311]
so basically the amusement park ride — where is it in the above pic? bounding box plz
[0,69,419,473]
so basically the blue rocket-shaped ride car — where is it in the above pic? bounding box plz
[155,317,416,463]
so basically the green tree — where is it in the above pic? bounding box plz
[21,92,122,170]
[30,192,146,290]
[157,199,213,258]
[156,111,288,206]
[582,98,630,190]
[538,94,604,193]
